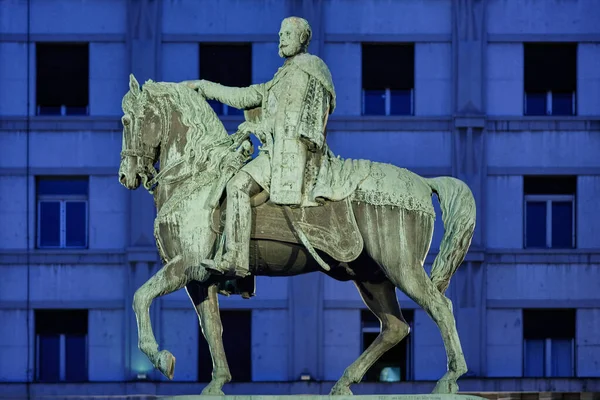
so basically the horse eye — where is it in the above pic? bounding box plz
[122,117,130,126]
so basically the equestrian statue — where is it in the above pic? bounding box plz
[118,16,476,396]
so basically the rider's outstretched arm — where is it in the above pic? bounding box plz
[196,80,264,111]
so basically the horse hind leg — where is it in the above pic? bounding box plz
[330,278,410,396]
[132,254,191,379]
[354,204,467,393]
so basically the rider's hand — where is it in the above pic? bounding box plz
[238,121,267,143]
[180,80,207,95]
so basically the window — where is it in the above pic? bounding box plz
[199,43,252,116]
[523,309,575,377]
[36,43,89,116]
[198,310,252,382]
[35,309,88,382]
[524,43,577,116]
[361,309,414,382]
[36,177,88,249]
[362,44,414,116]
[524,176,576,249]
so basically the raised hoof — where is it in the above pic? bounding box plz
[432,379,459,394]
[330,384,353,396]
[156,350,176,380]
[201,382,226,396]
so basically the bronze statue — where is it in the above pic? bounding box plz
[118,16,476,397]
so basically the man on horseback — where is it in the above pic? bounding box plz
[183,17,336,278]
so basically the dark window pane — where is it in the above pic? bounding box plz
[38,106,62,116]
[524,339,545,377]
[362,44,414,90]
[36,43,89,109]
[199,44,252,87]
[363,90,386,115]
[551,339,573,377]
[525,93,547,116]
[524,43,577,93]
[66,201,87,247]
[66,106,88,116]
[390,90,412,115]
[35,309,89,336]
[552,93,574,116]
[65,335,87,382]
[524,176,576,195]
[523,309,576,339]
[552,201,573,248]
[526,201,547,248]
[37,178,88,196]
[38,335,60,382]
[39,201,61,247]
[207,100,223,115]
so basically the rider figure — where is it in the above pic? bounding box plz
[184,16,336,278]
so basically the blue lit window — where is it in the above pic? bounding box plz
[35,310,88,382]
[524,176,576,249]
[524,91,575,116]
[362,89,414,116]
[523,309,575,378]
[37,177,88,249]
[362,43,415,116]
[524,43,577,116]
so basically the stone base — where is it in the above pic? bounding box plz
[160,395,489,400]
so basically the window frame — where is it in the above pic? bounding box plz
[361,88,415,116]
[37,194,89,249]
[523,337,576,378]
[523,90,577,116]
[523,194,575,249]
[35,332,89,382]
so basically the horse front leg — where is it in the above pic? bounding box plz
[186,281,232,395]
[132,254,190,379]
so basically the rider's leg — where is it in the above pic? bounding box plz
[207,170,261,277]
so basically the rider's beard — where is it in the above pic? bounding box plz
[279,41,302,58]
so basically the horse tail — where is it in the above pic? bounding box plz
[426,176,476,294]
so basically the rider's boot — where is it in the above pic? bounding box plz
[201,177,252,279]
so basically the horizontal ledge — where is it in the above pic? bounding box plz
[486,117,600,132]
[0,250,127,265]
[487,33,600,43]
[487,299,600,309]
[325,33,452,43]
[162,299,288,310]
[163,34,275,43]
[4,116,600,132]
[0,116,123,132]
[0,300,124,309]
[488,167,600,176]
[0,33,126,43]
[0,167,119,176]
[486,249,600,264]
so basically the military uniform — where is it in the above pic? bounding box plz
[200,52,336,276]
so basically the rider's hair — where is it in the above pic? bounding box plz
[284,16,312,52]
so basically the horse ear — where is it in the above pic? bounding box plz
[129,74,140,95]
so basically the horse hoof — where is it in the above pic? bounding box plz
[432,379,458,394]
[201,382,225,396]
[330,384,353,396]
[157,350,176,380]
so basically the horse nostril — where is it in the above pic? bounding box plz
[119,174,127,184]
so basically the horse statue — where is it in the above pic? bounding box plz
[118,73,476,396]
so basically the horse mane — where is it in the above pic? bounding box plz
[138,80,233,174]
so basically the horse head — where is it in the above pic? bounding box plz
[119,74,164,190]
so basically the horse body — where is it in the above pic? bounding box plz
[119,75,476,395]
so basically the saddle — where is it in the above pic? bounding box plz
[211,194,364,264]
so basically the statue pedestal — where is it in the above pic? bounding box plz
[160,395,488,400]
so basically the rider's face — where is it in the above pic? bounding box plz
[278,21,303,58]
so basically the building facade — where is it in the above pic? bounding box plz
[0,0,599,398]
